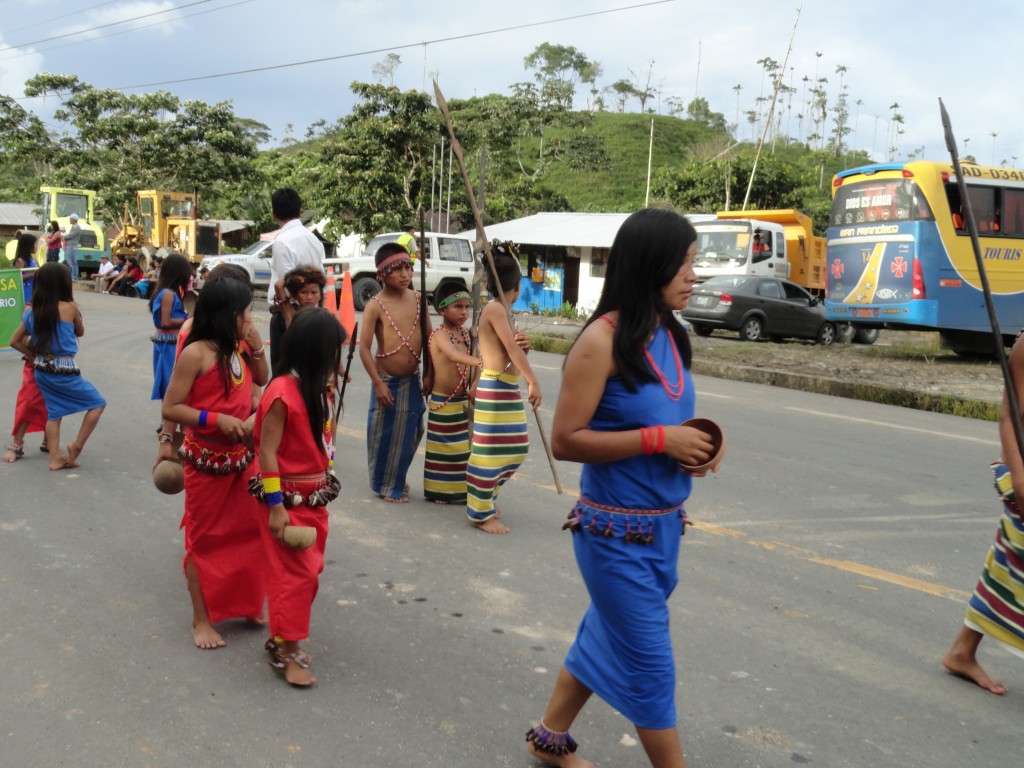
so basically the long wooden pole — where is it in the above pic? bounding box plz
[939,99,1024,460]
[433,79,562,494]
[418,206,429,382]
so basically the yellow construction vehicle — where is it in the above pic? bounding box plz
[111,190,220,267]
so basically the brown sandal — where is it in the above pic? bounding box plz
[3,442,24,463]
[264,638,315,686]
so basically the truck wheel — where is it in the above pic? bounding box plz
[853,328,879,345]
[352,276,382,311]
[739,316,764,342]
[692,324,713,337]
[817,322,837,346]
[837,323,856,344]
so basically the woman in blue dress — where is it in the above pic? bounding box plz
[13,232,38,304]
[9,263,106,470]
[149,253,192,400]
[526,208,721,768]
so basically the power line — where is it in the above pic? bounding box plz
[7,0,216,49]
[101,0,674,92]
[4,0,123,36]
[0,0,255,63]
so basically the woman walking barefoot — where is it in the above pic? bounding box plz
[9,263,105,470]
[526,209,721,768]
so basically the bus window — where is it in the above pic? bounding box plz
[832,179,934,226]
[967,187,998,233]
[1003,189,1024,236]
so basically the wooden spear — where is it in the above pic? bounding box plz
[433,79,562,494]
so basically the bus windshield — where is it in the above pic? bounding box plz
[831,178,934,227]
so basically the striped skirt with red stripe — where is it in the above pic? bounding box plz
[963,461,1024,658]
[466,372,528,523]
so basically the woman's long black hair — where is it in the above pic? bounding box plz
[275,307,346,446]
[184,278,253,394]
[148,252,192,311]
[29,263,74,356]
[581,207,696,391]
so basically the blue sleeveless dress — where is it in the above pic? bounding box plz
[563,323,695,730]
[150,288,187,400]
[23,309,106,420]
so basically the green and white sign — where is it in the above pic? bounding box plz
[0,268,25,349]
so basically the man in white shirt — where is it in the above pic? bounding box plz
[93,254,114,293]
[268,187,326,369]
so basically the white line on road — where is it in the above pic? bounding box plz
[790,408,999,446]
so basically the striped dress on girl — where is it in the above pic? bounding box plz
[465,370,528,523]
[423,394,471,504]
[962,461,1024,659]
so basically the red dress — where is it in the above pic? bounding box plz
[254,375,334,642]
[12,360,47,436]
[179,345,266,624]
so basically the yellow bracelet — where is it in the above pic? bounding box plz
[262,476,282,493]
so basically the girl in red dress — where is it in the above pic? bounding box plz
[255,307,346,686]
[162,278,271,649]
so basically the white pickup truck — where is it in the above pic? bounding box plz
[330,231,476,310]
[199,240,273,286]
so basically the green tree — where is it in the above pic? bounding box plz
[1,74,264,223]
[306,82,437,239]
[522,43,599,110]
[686,98,727,132]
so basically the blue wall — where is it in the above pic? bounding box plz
[512,269,564,312]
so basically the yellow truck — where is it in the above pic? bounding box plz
[111,190,220,267]
[5,186,106,273]
[692,209,826,296]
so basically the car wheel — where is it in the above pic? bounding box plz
[692,324,713,337]
[739,316,764,342]
[853,328,879,345]
[837,323,856,344]
[817,322,837,346]
[352,276,382,311]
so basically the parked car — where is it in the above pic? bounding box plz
[683,275,836,345]
[199,240,272,286]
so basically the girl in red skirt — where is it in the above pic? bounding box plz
[255,307,346,686]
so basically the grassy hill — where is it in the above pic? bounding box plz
[542,112,723,211]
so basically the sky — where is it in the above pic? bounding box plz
[2,0,1022,169]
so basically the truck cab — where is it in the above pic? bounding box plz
[692,219,790,282]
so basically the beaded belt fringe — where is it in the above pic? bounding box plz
[562,497,687,544]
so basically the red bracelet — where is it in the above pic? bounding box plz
[655,425,665,454]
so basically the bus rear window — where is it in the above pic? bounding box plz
[832,179,933,226]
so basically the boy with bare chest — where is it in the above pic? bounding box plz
[359,243,431,503]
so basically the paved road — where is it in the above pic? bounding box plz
[1,291,1020,767]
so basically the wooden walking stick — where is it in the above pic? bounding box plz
[336,321,359,421]
[433,79,562,494]
[417,206,430,384]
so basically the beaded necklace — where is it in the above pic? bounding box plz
[644,328,683,401]
[372,293,421,362]
[427,324,472,410]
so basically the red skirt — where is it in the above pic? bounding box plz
[12,361,46,435]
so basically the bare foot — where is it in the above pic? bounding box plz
[942,650,1007,694]
[49,453,73,471]
[475,517,511,534]
[65,442,82,468]
[526,741,594,768]
[192,621,226,649]
[381,494,409,504]
[3,443,23,463]
[284,657,316,687]
[429,499,451,505]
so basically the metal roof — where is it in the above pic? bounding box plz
[0,202,40,227]
[461,212,632,249]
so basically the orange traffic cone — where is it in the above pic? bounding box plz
[324,267,337,311]
[338,270,356,338]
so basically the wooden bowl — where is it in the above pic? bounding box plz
[678,417,725,472]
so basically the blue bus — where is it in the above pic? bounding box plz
[824,160,1024,354]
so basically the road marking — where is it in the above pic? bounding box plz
[691,521,971,603]
[340,415,969,602]
[788,408,999,446]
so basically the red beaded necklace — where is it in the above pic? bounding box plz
[644,330,684,401]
